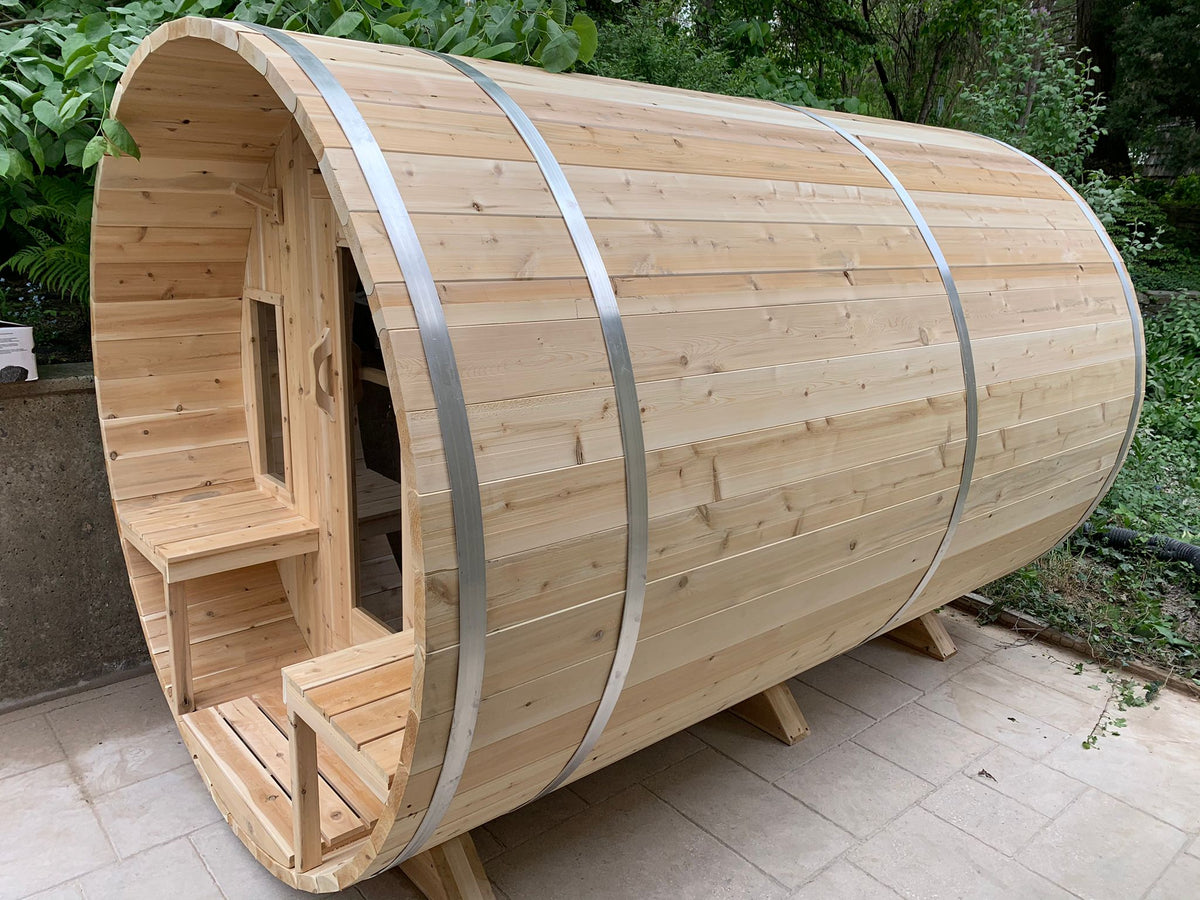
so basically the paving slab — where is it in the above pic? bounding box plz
[918,680,1070,759]
[646,750,853,888]
[91,764,221,859]
[963,745,1086,818]
[45,678,188,798]
[798,655,922,720]
[846,634,986,692]
[483,787,588,851]
[850,806,1073,899]
[0,761,115,899]
[487,785,786,900]
[854,701,995,783]
[1018,789,1186,900]
[776,742,932,838]
[0,715,63,781]
[689,681,872,781]
[920,773,1048,855]
[1145,852,1200,900]
[787,860,900,899]
[77,839,222,900]
[569,730,704,805]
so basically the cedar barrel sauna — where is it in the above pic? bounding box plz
[90,16,1143,894]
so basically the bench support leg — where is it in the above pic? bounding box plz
[289,711,322,872]
[731,681,810,746]
[401,832,495,900]
[885,611,957,661]
[165,580,193,714]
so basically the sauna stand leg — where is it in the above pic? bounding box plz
[400,832,496,900]
[731,681,810,746]
[885,610,958,661]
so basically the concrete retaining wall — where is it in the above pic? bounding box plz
[0,364,148,710]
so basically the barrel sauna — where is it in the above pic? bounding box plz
[90,16,1143,893]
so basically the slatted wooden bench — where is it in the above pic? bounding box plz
[120,489,318,713]
[282,631,415,871]
[182,688,384,868]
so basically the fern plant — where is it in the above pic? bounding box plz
[1,176,92,306]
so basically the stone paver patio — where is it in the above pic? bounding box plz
[3,608,1198,900]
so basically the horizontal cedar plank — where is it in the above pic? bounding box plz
[102,407,247,459]
[92,261,246,303]
[92,297,241,339]
[97,368,244,419]
[95,156,267,192]
[91,332,241,380]
[92,225,251,262]
[419,391,1132,650]
[108,441,253,502]
[387,294,958,409]
[94,188,256,229]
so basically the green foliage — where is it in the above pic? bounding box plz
[953,0,1104,183]
[1096,298,1200,541]
[1,174,91,304]
[0,0,598,185]
[984,536,1200,688]
[587,1,860,110]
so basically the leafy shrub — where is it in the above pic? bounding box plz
[1,175,91,304]
[0,0,598,185]
[587,1,860,111]
[954,0,1104,183]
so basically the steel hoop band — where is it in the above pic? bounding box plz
[239,25,489,865]
[421,50,650,801]
[775,104,979,639]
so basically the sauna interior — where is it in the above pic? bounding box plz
[91,16,1142,895]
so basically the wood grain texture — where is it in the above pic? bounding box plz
[90,19,1142,893]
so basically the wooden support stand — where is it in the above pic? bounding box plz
[885,611,957,661]
[731,681,810,746]
[401,832,495,900]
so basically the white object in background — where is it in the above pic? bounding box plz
[0,320,37,382]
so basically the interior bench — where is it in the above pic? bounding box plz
[282,630,415,870]
[120,488,318,713]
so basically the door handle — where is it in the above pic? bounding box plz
[310,327,335,420]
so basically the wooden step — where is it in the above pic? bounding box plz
[181,692,382,870]
[284,632,416,800]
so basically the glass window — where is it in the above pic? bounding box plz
[252,299,287,484]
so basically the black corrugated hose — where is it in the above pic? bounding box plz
[1082,523,1200,576]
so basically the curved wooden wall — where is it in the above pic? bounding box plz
[91,17,1142,890]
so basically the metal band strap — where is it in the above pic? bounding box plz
[982,137,1145,532]
[239,26,489,865]
[776,104,979,638]
[422,51,650,801]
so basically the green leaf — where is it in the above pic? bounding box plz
[79,13,113,44]
[65,138,88,167]
[26,133,45,171]
[32,99,63,134]
[325,11,366,38]
[63,53,97,81]
[82,133,107,169]
[0,147,12,178]
[448,36,480,55]
[0,79,32,102]
[538,20,579,73]
[570,13,597,64]
[61,33,92,66]
[58,94,88,124]
[101,118,140,158]
[550,0,567,25]
[473,41,518,60]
